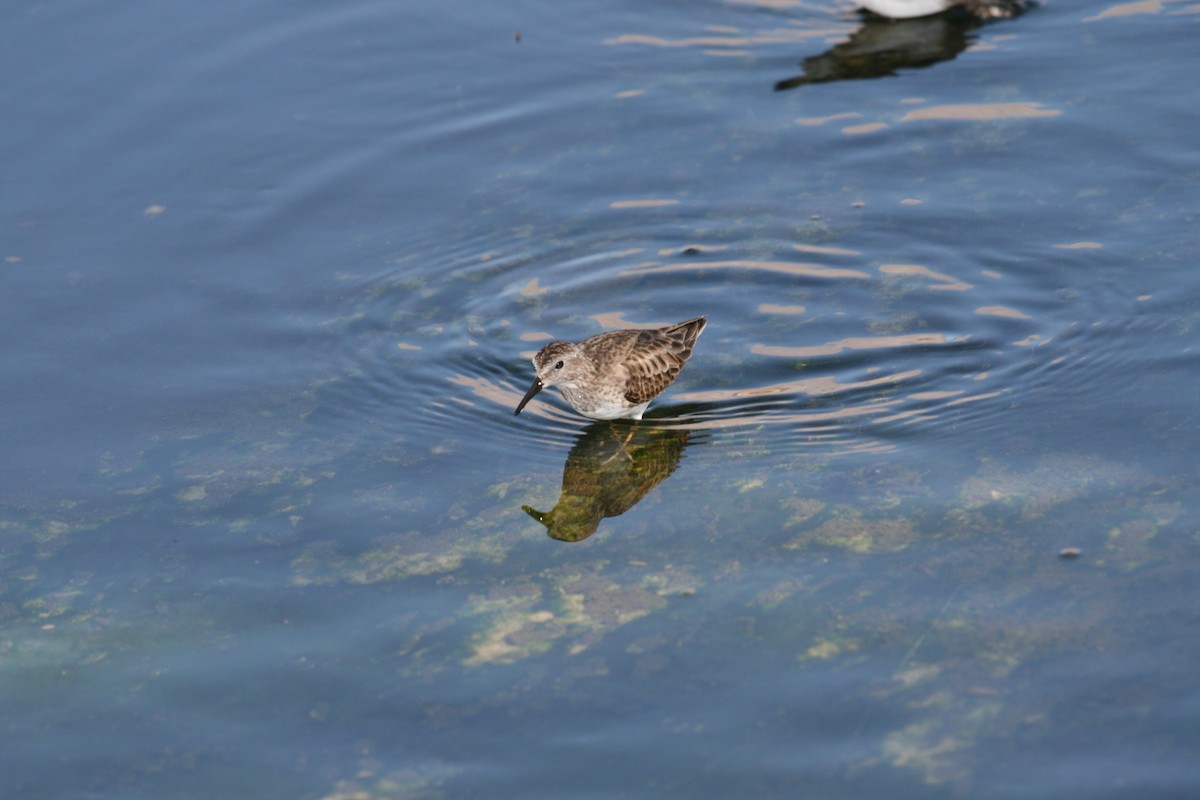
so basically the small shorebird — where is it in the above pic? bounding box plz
[858,0,1027,18]
[514,317,707,421]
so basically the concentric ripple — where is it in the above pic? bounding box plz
[307,218,1133,467]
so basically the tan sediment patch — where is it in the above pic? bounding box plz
[678,369,921,403]
[793,243,861,256]
[448,374,540,417]
[901,102,1061,121]
[880,264,973,292]
[843,122,889,136]
[588,312,672,329]
[727,0,808,8]
[604,26,852,49]
[619,260,870,280]
[910,391,965,401]
[975,306,1030,320]
[946,391,1004,407]
[520,278,548,297]
[610,199,679,209]
[797,112,862,127]
[752,333,951,358]
[1085,0,1163,21]
[758,304,807,315]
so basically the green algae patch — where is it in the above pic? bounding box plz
[640,565,701,598]
[22,584,85,620]
[785,507,916,553]
[463,571,668,666]
[800,636,860,661]
[464,606,559,666]
[875,663,1006,788]
[782,497,825,527]
[319,763,459,800]
[292,528,509,586]
[560,573,665,629]
[960,454,1145,519]
[289,496,528,587]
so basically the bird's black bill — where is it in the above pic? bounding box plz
[513,378,543,415]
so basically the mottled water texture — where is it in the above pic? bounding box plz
[3,0,1200,797]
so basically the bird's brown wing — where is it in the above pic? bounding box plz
[622,324,701,405]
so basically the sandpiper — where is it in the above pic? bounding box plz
[514,316,707,421]
[857,0,1027,18]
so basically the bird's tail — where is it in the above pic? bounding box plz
[668,316,707,348]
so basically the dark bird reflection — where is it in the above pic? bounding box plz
[523,422,692,543]
[774,13,985,90]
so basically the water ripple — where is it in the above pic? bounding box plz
[309,228,1133,464]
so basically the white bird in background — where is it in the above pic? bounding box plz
[858,0,1027,19]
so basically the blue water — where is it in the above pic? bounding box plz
[3,0,1200,797]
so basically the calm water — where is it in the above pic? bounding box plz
[4,0,1200,797]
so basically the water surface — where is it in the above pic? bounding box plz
[3,0,1200,797]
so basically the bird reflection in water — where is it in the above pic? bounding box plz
[774,5,1023,90]
[523,421,692,543]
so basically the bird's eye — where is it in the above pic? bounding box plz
[554,360,564,370]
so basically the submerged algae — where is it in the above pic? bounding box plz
[464,570,669,666]
[785,507,917,553]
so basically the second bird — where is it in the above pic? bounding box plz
[514,316,707,421]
